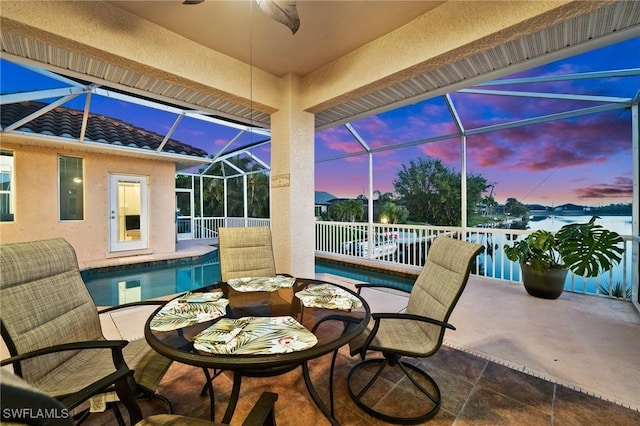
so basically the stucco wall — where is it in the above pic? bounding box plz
[0,142,176,266]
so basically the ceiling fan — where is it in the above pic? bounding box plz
[183,0,300,35]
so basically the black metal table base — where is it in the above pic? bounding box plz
[201,362,341,425]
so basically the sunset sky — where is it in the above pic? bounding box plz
[313,37,639,206]
[2,37,638,207]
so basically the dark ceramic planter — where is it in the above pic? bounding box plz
[521,263,568,300]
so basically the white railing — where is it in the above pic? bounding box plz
[189,217,633,298]
[315,221,635,299]
[193,217,271,239]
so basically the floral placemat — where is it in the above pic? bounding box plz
[150,292,229,331]
[295,284,363,310]
[193,316,317,355]
[227,276,296,292]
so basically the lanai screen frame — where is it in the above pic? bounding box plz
[1,58,639,310]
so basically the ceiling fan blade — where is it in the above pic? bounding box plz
[256,0,300,35]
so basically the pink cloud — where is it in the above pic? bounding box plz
[574,176,633,199]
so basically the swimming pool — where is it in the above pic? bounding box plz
[83,251,221,306]
[83,254,414,306]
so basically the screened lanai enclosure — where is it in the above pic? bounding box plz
[2,42,639,303]
[1,1,639,310]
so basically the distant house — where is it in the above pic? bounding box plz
[554,203,587,215]
[527,204,550,218]
[314,191,338,218]
[1,101,208,266]
[314,192,373,221]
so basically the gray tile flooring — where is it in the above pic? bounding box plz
[84,344,640,425]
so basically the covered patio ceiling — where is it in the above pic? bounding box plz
[1,1,640,175]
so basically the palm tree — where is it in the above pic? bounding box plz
[374,190,395,204]
[329,199,364,222]
[247,172,270,217]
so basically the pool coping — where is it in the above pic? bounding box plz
[81,247,218,277]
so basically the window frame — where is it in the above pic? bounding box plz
[0,149,15,222]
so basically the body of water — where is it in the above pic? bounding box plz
[526,215,632,235]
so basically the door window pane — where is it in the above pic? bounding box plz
[118,181,141,241]
[59,155,84,221]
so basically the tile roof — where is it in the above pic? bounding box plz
[314,191,338,205]
[0,101,208,158]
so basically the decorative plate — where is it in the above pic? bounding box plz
[227,276,296,292]
[150,292,229,332]
[295,284,362,310]
[193,316,317,355]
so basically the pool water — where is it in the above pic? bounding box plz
[315,261,414,291]
[83,254,414,306]
[83,252,221,306]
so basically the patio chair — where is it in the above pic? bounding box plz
[218,226,280,281]
[136,391,278,426]
[344,236,483,424]
[0,238,174,425]
[1,369,277,426]
[1,368,75,426]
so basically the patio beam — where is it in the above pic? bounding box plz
[0,87,88,105]
[458,88,632,104]
[464,103,628,135]
[474,68,640,86]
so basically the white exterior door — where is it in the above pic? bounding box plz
[109,174,148,252]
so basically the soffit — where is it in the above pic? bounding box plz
[1,1,639,132]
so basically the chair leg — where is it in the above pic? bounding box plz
[113,374,142,425]
[347,358,441,424]
[138,388,174,414]
[110,402,126,426]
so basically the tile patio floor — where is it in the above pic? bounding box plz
[84,240,639,425]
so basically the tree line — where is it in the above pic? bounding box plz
[179,155,535,227]
[326,157,511,226]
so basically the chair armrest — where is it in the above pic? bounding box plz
[371,312,455,330]
[1,340,131,387]
[61,368,136,410]
[359,312,455,356]
[1,340,129,367]
[242,391,278,426]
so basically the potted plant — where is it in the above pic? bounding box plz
[503,216,624,299]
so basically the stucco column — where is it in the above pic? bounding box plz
[270,74,315,278]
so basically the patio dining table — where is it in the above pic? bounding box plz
[144,277,370,426]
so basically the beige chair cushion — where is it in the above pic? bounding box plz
[218,227,277,281]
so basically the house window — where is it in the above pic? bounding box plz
[0,149,14,222]
[59,155,84,221]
